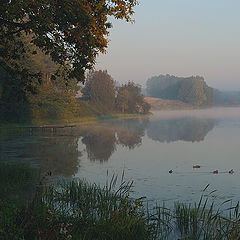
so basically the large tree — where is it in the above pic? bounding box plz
[82,70,116,111]
[0,0,138,82]
[116,82,150,114]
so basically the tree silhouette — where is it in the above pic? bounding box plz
[82,70,115,112]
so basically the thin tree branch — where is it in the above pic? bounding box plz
[0,28,24,39]
[0,18,25,28]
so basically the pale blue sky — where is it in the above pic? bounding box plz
[96,0,240,90]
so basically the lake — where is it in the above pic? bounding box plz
[1,107,240,206]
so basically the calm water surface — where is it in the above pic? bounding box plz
[1,107,240,205]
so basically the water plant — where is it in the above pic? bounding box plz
[174,196,240,240]
[1,164,240,240]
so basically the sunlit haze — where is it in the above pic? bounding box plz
[96,0,240,90]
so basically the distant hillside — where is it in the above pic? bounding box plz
[146,74,213,107]
[144,97,194,110]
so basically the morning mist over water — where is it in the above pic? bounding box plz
[151,107,240,120]
[2,0,240,238]
[74,107,240,204]
[1,107,240,206]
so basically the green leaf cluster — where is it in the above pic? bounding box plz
[0,0,138,82]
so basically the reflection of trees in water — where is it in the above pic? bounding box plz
[1,118,149,176]
[81,127,116,162]
[0,129,81,177]
[115,118,149,149]
[1,117,216,175]
[27,133,81,177]
[147,118,216,143]
[79,118,149,161]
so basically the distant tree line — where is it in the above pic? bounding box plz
[146,74,213,107]
[213,89,240,106]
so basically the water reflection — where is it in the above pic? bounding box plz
[79,118,149,161]
[2,108,240,208]
[147,118,217,143]
[82,126,116,162]
[31,135,81,176]
[0,117,218,176]
[13,132,81,177]
[115,118,149,149]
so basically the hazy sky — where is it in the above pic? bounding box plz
[96,0,240,90]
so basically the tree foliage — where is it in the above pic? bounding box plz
[0,0,138,82]
[0,1,142,122]
[82,72,150,115]
[178,77,210,106]
[82,70,116,111]
[0,34,43,122]
[116,82,150,113]
[146,74,181,99]
[0,35,80,122]
[146,74,213,107]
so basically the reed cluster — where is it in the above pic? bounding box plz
[1,164,240,239]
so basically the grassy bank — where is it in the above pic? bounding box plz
[0,95,151,128]
[1,163,240,240]
[0,162,39,204]
[0,112,150,129]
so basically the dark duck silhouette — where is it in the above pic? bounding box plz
[193,165,201,168]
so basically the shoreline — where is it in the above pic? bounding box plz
[0,113,151,129]
[2,105,240,129]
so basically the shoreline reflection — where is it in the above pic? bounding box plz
[147,118,217,143]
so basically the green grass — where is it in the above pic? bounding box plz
[0,162,39,204]
[173,198,240,240]
[0,113,147,129]
[1,164,240,240]
[0,98,151,128]
[40,178,150,240]
[0,173,154,240]
[0,163,40,240]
